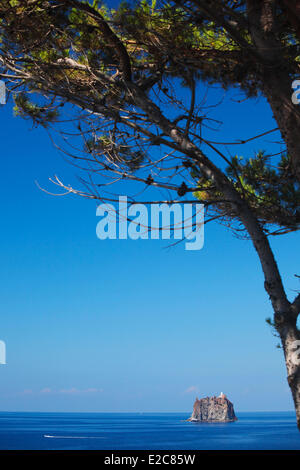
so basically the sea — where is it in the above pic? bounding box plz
[0,411,299,450]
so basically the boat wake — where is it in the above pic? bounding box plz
[43,435,105,439]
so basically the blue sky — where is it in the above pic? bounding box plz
[0,56,300,413]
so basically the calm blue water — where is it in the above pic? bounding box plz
[0,412,299,450]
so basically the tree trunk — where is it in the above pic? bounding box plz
[261,70,300,185]
[278,319,300,429]
[247,0,300,183]
[128,80,300,429]
[235,201,300,430]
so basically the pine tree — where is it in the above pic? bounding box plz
[1,0,300,428]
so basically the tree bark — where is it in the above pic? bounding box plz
[247,0,300,183]
[217,180,300,429]
[220,184,300,429]
[188,0,300,182]
[262,72,300,184]
[278,320,300,428]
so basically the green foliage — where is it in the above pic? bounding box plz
[265,317,282,346]
[0,0,258,95]
[0,0,299,235]
[13,94,59,126]
[193,151,300,231]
